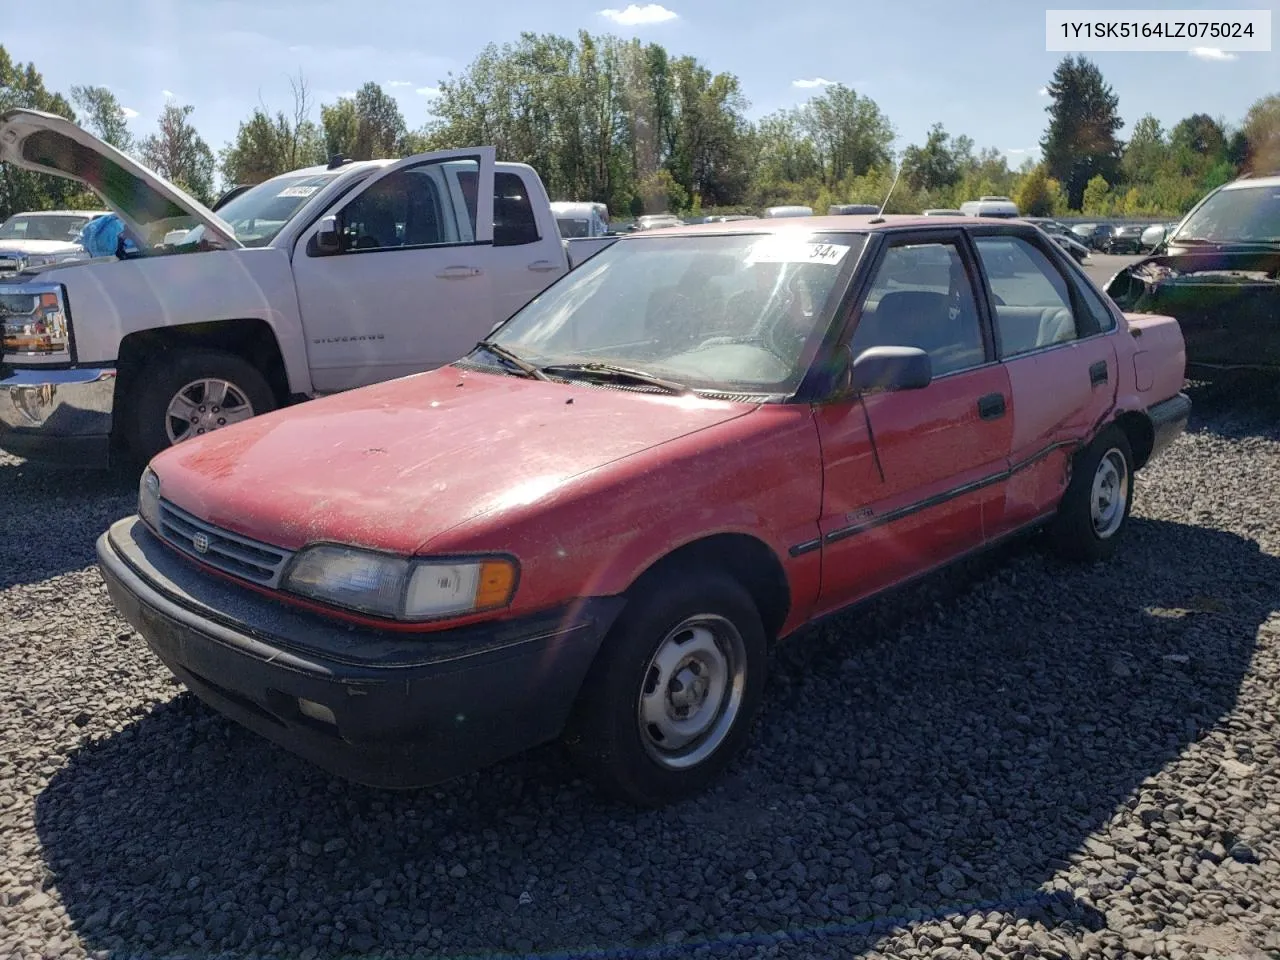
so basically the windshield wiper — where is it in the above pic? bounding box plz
[474,341,550,381]
[538,361,690,395]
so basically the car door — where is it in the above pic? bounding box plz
[968,228,1119,533]
[812,230,1013,614]
[291,148,496,393]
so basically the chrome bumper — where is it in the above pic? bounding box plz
[0,366,116,466]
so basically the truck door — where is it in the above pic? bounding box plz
[291,147,496,393]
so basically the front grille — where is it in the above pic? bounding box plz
[157,498,294,588]
[0,256,22,275]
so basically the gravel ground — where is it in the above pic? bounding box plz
[2,380,1279,960]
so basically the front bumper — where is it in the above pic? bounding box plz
[1147,391,1191,463]
[96,516,626,788]
[0,366,116,466]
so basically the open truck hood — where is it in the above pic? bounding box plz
[0,109,241,249]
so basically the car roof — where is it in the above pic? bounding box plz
[636,214,1029,237]
[1224,174,1280,190]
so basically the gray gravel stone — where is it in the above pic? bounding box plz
[2,383,1279,959]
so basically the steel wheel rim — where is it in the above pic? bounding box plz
[637,613,747,770]
[165,378,255,444]
[1090,447,1129,538]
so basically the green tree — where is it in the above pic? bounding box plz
[1121,114,1164,184]
[1014,164,1055,216]
[1240,93,1280,173]
[901,123,962,193]
[801,84,894,186]
[70,84,134,152]
[321,82,407,161]
[1081,174,1111,215]
[139,102,216,203]
[1040,55,1123,210]
[221,73,325,185]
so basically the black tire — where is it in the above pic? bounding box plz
[1049,425,1135,562]
[126,349,276,465]
[565,568,768,807]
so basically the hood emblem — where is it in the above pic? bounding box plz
[192,532,210,554]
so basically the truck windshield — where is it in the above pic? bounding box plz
[182,173,341,247]
[485,231,866,395]
[1174,184,1280,243]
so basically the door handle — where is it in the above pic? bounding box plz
[435,265,481,279]
[978,392,1006,420]
[1089,360,1108,386]
[527,259,560,272]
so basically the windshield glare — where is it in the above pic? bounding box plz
[489,232,865,394]
[0,215,91,241]
[1175,185,1280,243]
[182,173,340,247]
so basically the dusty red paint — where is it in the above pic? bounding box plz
[146,219,1186,640]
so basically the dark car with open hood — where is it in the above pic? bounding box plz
[1106,173,1280,375]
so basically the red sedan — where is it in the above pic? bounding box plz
[97,216,1190,806]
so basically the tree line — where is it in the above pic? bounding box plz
[2,38,1277,223]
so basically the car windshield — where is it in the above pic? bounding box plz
[483,231,866,394]
[1174,184,1280,243]
[0,214,90,241]
[181,173,341,247]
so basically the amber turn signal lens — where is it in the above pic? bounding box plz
[476,560,517,609]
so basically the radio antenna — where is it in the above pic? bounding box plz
[868,163,903,224]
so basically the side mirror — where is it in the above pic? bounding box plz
[850,346,933,393]
[311,215,341,256]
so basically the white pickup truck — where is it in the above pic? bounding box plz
[0,109,617,467]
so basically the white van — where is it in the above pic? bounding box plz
[959,196,1020,218]
[551,201,610,238]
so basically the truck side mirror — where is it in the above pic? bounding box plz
[311,215,341,256]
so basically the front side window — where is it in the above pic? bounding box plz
[487,232,865,394]
[850,240,986,377]
[973,235,1078,358]
[339,159,479,252]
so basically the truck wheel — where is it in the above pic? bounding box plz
[1049,425,1135,563]
[566,568,767,807]
[127,350,276,464]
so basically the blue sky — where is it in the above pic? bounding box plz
[4,0,1276,169]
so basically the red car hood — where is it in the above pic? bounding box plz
[152,366,757,553]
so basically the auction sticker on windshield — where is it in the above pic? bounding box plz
[745,239,851,265]
[278,185,321,198]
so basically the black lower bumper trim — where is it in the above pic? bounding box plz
[96,516,625,788]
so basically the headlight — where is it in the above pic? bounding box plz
[138,467,162,532]
[23,254,56,268]
[283,544,518,621]
[0,285,71,361]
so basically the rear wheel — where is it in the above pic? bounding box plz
[1050,425,1134,562]
[126,349,276,464]
[566,568,767,807]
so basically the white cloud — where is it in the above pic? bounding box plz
[120,106,139,119]
[161,89,174,99]
[793,77,836,89]
[416,86,441,97]
[338,90,356,99]
[1190,47,1237,61]
[1006,148,1029,154]
[1038,87,1049,96]
[387,80,413,87]
[599,3,678,26]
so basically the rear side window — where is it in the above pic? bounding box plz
[974,235,1079,358]
[494,173,540,247]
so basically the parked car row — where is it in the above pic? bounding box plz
[2,107,1193,807]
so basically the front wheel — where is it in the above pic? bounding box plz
[1049,425,1135,562]
[566,569,768,807]
[126,349,277,465]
